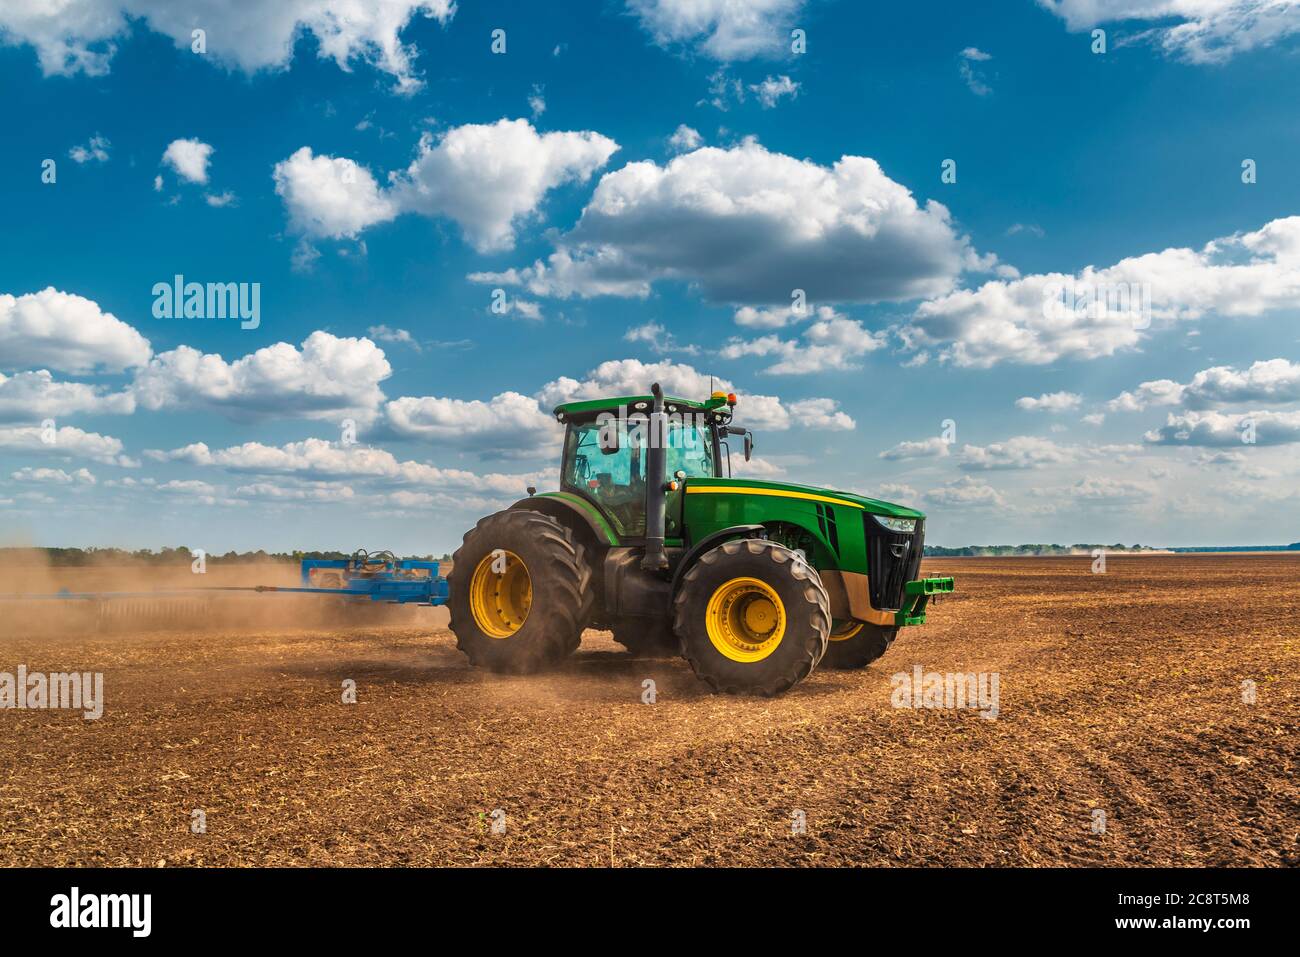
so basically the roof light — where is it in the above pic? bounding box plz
[726,393,737,405]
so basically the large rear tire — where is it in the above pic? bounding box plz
[820,621,897,669]
[448,510,593,673]
[673,538,829,696]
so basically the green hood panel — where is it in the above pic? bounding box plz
[686,478,925,519]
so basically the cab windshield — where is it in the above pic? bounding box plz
[563,413,715,536]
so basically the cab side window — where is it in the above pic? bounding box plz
[563,420,646,537]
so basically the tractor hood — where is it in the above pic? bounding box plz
[686,478,925,520]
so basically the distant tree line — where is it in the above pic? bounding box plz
[0,547,453,566]
[1164,543,1300,553]
[923,544,1162,557]
[925,543,1299,556]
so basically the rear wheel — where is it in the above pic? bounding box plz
[673,539,829,696]
[820,620,897,669]
[448,510,593,673]
[610,617,679,658]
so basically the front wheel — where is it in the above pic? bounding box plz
[673,538,829,696]
[820,621,897,669]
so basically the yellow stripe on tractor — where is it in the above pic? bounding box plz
[685,485,866,511]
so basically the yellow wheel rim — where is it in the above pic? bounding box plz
[705,577,785,663]
[469,550,532,638]
[829,620,864,642]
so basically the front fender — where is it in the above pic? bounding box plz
[669,524,766,597]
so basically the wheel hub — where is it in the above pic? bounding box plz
[705,577,786,662]
[829,620,864,642]
[469,550,532,638]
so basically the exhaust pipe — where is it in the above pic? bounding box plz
[641,382,669,572]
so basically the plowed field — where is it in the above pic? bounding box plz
[1,555,1295,866]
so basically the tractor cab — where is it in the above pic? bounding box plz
[555,391,740,540]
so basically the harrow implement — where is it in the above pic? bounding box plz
[0,549,449,633]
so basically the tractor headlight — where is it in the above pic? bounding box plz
[873,515,917,534]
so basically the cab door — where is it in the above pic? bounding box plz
[561,417,646,538]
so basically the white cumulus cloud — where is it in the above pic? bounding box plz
[275,120,618,252]
[234,480,356,502]
[132,331,391,422]
[959,435,1076,471]
[0,424,136,466]
[879,436,951,461]
[382,391,561,455]
[273,147,399,239]
[11,466,96,484]
[69,133,110,163]
[954,436,1143,471]
[367,325,421,350]
[1039,0,1300,63]
[958,46,993,96]
[0,287,151,374]
[924,476,1006,508]
[1111,358,1300,411]
[626,0,806,60]
[906,215,1300,368]
[0,370,135,423]
[1144,409,1300,446]
[667,124,703,153]
[749,74,800,107]
[1015,391,1082,412]
[0,0,457,92]
[148,436,544,497]
[785,397,855,431]
[161,137,213,184]
[390,120,619,252]
[721,313,888,374]
[474,139,989,304]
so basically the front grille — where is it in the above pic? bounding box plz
[863,516,925,610]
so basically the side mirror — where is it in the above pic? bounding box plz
[721,424,753,462]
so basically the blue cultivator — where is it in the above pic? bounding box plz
[296,549,448,605]
[0,549,450,633]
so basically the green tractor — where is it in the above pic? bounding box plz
[447,384,954,696]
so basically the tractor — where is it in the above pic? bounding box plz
[447,384,953,696]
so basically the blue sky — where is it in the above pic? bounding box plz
[1,0,1298,553]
